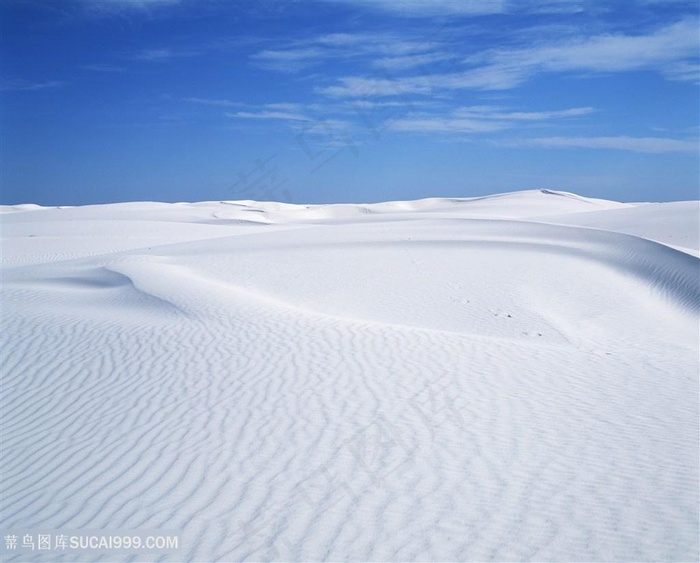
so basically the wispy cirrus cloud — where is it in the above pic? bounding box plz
[81,64,127,72]
[389,105,593,133]
[391,117,506,133]
[316,33,438,56]
[250,31,447,73]
[329,0,592,16]
[470,17,699,77]
[319,17,700,97]
[1,79,65,91]
[372,51,457,71]
[86,0,180,5]
[80,0,181,13]
[220,101,358,152]
[663,61,700,84]
[511,0,586,14]
[455,106,594,120]
[327,0,507,16]
[348,99,417,109]
[183,97,245,108]
[133,48,175,61]
[518,135,698,153]
[225,102,313,122]
[250,47,327,72]
[319,76,427,97]
[318,65,525,97]
[130,45,202,61]
[226,110,311,121]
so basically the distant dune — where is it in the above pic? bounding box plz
[1,189,698,562]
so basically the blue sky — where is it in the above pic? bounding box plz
[1,0,698,205]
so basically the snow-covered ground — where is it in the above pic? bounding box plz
[1,189,698,562]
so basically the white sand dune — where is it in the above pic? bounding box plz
[535,200,700,256]
[1,189,698,562]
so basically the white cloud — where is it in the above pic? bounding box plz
[330,0,592,16]
[437,65,528,90]
[189,100,312,120]
[318,64,528,97]
[373,52,456,71]
[480,17,699,75]
[454,106,595,120]
[524,135,698,153]
[328,0,507,16]
[510,0,585,14]
[250,47,326,72]
[133,48,174,61]
[132,46,201,61]
[79,0,181,17]
[348,100,412,109]
[663,61,700,84]
[1,79,65,91]
[391,117,508,133]
[314,32,434,54]
[103,0,179,4]
[80,64,126,72]
[319,76,429,97]
[265,102,306,112]
[226,111,310,121]
[389,105,593,133]
[250,32,443,73]
[82,0,180,10]
[184,97,244,107]
[320,18,700,97]
[316,33,371,46]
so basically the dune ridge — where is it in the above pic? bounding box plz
[1,190,698,562]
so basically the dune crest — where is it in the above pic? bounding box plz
[1,190,698,562]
